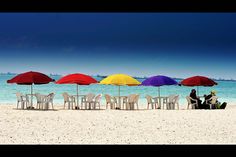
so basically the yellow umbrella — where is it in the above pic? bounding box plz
[100,74,141,108]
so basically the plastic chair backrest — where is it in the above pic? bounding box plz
[168,95,176,103]
[105,94,112,103]
[48,93,55,102]
[62,92,69,102]
[95,94,102,102]
[35,93,46,103]
[174,95,179,104]
[186,96,191,104]
[86,93,95,102]
[145,95,153,104]
[134,94,139,104]
[128,94,136,103]
[16,92,23,101]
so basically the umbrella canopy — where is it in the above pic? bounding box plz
[180,76,218,96]
[180,76,217,86]
[100,74,141,108]
[7,71,55,108]
[140,75,178,109]
[7,71,55,85]
[141,75,178,86]
[55,73,98,109]
[100,74,140,86]
[56,73,97,85]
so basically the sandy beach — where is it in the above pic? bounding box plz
[0,103,236,144]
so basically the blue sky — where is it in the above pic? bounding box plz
[0,13,236,79]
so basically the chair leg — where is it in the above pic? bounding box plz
[136,103,139,110]
[81,102,83,109]
[93,103,95,110]
[17,101,19,109]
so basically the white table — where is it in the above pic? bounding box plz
[114,96,128,109]
[72,95,86,109]
[153,96,169,109]
[26,94,36,109]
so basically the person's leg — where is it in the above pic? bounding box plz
[220,102,227,109]
[205,104,210,109]
[197,99,202,109]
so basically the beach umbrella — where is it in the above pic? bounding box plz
[7,71,55,108]
[140,75,178,108]
[55,73,98,108]
[100,74,141,108]
[180,76,218,95]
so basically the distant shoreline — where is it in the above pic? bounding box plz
[0,73,236,82]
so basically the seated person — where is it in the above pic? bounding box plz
[189,89,202,109]
[203,90,227,109]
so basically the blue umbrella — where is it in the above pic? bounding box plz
[140,75,178,108]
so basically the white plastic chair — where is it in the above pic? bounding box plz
[35,93,46,109]
[133,94,139,110]
[91,94,102,109]
[62,92,76,109]
[206,96,218,109]
[16,92,29,109]
[186,96,198,109]
[44,93,55,110]
[145,95,158,109]
[167,95,179,110]
[43,93,55,110]
[126,94,137,110]
[122,97,128,109]
[82,93,95,109]
[104,94,117,109]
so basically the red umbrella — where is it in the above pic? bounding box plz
[180,76,218,95]
[7,71,55,108]
[55,73,98,108]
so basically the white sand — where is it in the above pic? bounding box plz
[0,103,236,144]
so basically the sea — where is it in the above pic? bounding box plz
[1,74,236,107]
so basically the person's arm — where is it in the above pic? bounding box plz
[205,95,212,101]
[205,95,213,104]
[190,93,197,100]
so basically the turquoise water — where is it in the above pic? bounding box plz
[1,75,236,106]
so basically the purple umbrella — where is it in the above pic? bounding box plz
[140,75,178,108]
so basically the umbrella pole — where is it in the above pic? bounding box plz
[158,86,161,109]
[31,84,33,109]
[118,86,121,109]
[76,84,79,109]
[197,86,199,97]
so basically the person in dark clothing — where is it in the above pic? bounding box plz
[202,92,214,109]
[189,89,202,109]
[203,90,227,109]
